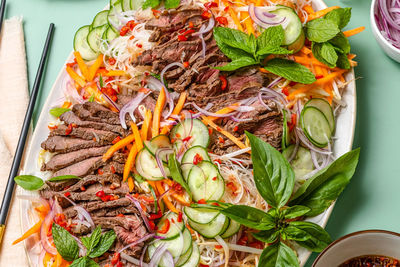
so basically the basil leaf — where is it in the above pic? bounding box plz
[164,0,180,9]
[82,226,102,255]
[220,205,275,230]
[142,0,160,9]
[336,53,351,69]
[213,27,256,55]
[246,132,295,208]
[14,175,44,191]
[264,58,316,84]
[48,175,80,182]
[252,229,280,243]
[306,18,340,43]
[325,7,352,29]
[50,108,71,118]
[284,221,331,252]
[168,154,191,197]
[282,205,311,219]
[89,230,117,258]
[259,241,299,267]
[70,257,99,267]
[215,57,258,71]
[329,32,350,54]
[52,223,79,261]
[290,148,360,216]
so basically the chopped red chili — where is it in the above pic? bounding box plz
[149,220,157,231]
[178,35,188,41]
[224,6,229,11]
[193,153,203,165]
[197,199,207,204]
[188,21,194,28]
[126,20,137,30]
[80,186,86,191]
[212,176,217,181]
[182,136,192,142]
[204,1,218,8]
[110,165,116,174]
[65,124,74,135]
[183,61,190,68]
[177,212,183,222]
[216,16,228,26]
[111,253,121,265]
[48,124,58,130]
[214,159,222,164]
[201,10,212,19]
[215,245,223,249]
[115,262,123,267]
[64,192,71,197]
[315,75,324,79]
[282,87,289,96]
[96,190,105,198]
[136,43,143,48]
[149,211,163,220]
[98,168,104,175]
[120,26,130,36]
[237,234,248,246]
[211,202,220,206]
[112,136,121,144]
[289,81,297,86]
[117,213,125,217]
[158,218,170,234]
[208,128,213,135]
[233,126,239,132]
[219,75,227,90]
[108,57,116,65]
[218,137,225,143]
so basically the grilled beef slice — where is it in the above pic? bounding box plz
[51,156,105,177]
[41,136,105,153]
[63,198,133,218]
[50,125,118,144]
[73,103,121,125]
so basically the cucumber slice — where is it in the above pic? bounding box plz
[184,207,220,224]
[87,25,108,53]
[301,106,331,147]
[148,235,184,266]
[157,212,185,240]
[188,213,229,238]
[287,28,305,53]
[180,228,193,255]
[304,98,335,132]
[92,10,109,28]
[187,161,225,202]
[176,242,193,267]
[135,148,169,181]
[270,6,303,46]
[130,0,144,10]
[108,1,123,32]
[171,119,210,152]
[122,0,132,11]
[281,110,290,150]
[103,26,119,43]
[73,25,98,61]
[144,135,172,163]
[110,0,120,5]
[181,146,211,165]
[220,219,241,238]
[282,145,314,180]
[181,242,200,267]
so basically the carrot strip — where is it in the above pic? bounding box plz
[156,181,179,213]
[343,26,365,37]
[73,51,90,81]
[43,253,54,267]
[88,54,104,81]
[202,103,239,123]
[152,87,167,138]
[171,193,190,206]
[147,180,158,195]
[300,46,312,55]
[303,5,314,14]
[160,91,188,135]
[123,146,138,182]
[201,116,248,150]
[294,56,330,68]
[128,177,135,192]
[348,54,357,60]
[130,122,143,151]
[61,101,72,109]
[66,66,86,87]
[307,6,340,21]
[314,70,347,86]
[223,0,244,31]
[105,70,127,77]
[255,0,263,6]
[240,10,255,35]
[287,85,313,100]
[12,219,43,245]
[141,109,153,141]
[103,134,135,161]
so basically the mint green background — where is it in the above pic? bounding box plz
[5,0,400,265]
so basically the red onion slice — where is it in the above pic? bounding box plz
[126,195,153,232]
[119,92,151,129]
[248,4,285,28]
[193,17,215,36]
[73,206,95,229]
[148,244,168,267]
[155,148,174,179]
[190,102,237,117]
[40,207,57,255]
[118,233,156,254]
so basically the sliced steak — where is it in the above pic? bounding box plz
[64,198,133,218]
[41,146,111,171]
[44,179,79,192]
[51,156,104,177]
[63,174,121,192]
[41,136,105,153]
[73,103,121,125]
[102,162,124,174]
[50,125,118,144]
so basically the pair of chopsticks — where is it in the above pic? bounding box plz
[0,1,55,243]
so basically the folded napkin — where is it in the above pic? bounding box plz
[0,16,30,266]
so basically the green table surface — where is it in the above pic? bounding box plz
[5,0,400,265]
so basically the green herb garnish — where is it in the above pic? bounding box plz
[48,175,80,182]
[142,0,179,10]
[14,175,44,191]
[168,153,192,197]
[49,107,70,117]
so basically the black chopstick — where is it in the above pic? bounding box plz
[0,23,55,243]
[0,0,6,36]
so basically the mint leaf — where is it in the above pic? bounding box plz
[312,42,336,68]
[213,42,251,61]
[14,175,44,191]
[245,132,295,208]
[142,0,160,9]
[320,42,338,66]
[264,58,316,84]
[284,221,331,252]
[258,46,293,57]
[70,257,98,267]
[325,7,352,29]
[168,154,192,197]
[221,205,275,230]
[336,53,351,69]
[215,57,258,71]
[48,175,80,182]
[52,223,79,262]
[329,32,350,54]
[82,226,102,255]
[50,107,70,117]
[306,18,340,42]
[164,0,180,9]
[213,27,256,55]
[257,25,285,51]
[259,241,299,267]
[89,230,117,258]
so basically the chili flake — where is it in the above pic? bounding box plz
[204,1,218,8]
[183,61,190,68]
[219,75,228,90]
[201,10,212,19]
[112,136,121,144]
[120,26,130,36]
[216,16,228,26]
[108,57,116,65]
[193,153,203,165]
[64,192,71,197]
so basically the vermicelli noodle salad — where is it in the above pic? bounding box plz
[13,0,363,266]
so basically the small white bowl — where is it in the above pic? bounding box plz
[312,230,400,266]
[370,0,400,63]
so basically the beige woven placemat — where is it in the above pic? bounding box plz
[0,16,30,266]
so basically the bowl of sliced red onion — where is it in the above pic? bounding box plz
[371,0,400,63]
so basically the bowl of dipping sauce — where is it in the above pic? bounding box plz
[312,230,400,267]
[370,0,400,63]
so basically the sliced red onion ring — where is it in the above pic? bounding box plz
[155,148,174,179]
[119,92,151,129]
[40,207,57,255]
[148,244,168,267]
[163,250,175,266]
[193,17,215,36]
[140,245,148,267]
[73,206,95,229]
[190,102,237,117]
[118,233,156,254]
[230,116,252,123]
[248,4,285,28]
[126,194,153,232]
[260,87,287,104]
[295,127,332,155]
[121,252,149,267]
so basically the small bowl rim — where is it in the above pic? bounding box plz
[370,0,400,54]
[312,229,400,267]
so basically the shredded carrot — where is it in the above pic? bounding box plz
[348,54,357,60]
[171,193,190,206]
[255,0,263,6]
[61,101,72,109]
[307,6,340,21]
[13,219,43,245]
[300,46,312,55]
[43,253,54,267]
[239,9,255,35]
[314,69,347,86]
[156,181,179,213]
[54,253,63,267]
[123,146,138,182]
[202,103,239,123]
[343,26,365,37]
[147,180,158,194]
[128,177,135,192]
[66,66,86,87]
[223,0,244,31]
[103,134,135,161]
[160,91,188,134]
[303,5,314,14]
[105,70,127,77]
[152,87,167,138]
[259,67,270,74]
[141,109,153,141]
[130,122,143,151]
[201,116,248,150]
[294,56,330,68]
[88,54,104,81]
[287,85,313,100]
[73,51,90,81]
